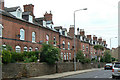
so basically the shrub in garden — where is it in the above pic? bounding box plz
[2,50,11,64]
[40,43,60,65]
[11,52,24,63]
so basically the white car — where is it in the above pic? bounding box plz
[112,62,120,79]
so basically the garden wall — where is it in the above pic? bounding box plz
[2,62,106,79]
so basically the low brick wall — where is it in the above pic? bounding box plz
[2,62,106,79]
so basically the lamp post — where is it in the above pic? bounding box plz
[74,8,87,71]
[110,37,117,49]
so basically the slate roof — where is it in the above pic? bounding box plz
[0,9,16,18]
[22,12,31,15]
[4,6,20,12]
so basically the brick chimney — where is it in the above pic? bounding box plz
[44,11,52,21]
[93,35,97,41]
[98,37,102,42]
[69,25,74,38]
[87,35,91,40]
[80,29,85,36]
[0,0,4,10]
[24,4,34,16]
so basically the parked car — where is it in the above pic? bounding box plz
[104,63,112,70]
[112,62,120,79]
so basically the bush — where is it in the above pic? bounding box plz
[40,43,60,65]
[84,58,91,63]
[11,52,24,63]
[2,50,11,64]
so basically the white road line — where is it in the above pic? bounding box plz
[94,76,98,78]
[109,76,112,78]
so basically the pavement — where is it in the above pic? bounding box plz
[21,68,103,80]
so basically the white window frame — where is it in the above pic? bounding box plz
[61,52,63,60]
[67,53,68,60]
[69,53,71,60]
[53,37,56,46]
[15,46,21,53]
[83,45,84,51]
[64,53,66,60]
[20,29,25,40]
[62,41,65,50]
[29,47,32,52]
[32,32,36,42]
[68,42,70,50]
[46,35,49,44]
[35,47,39,51]
[24,46,27,52]
[0,24,3,37]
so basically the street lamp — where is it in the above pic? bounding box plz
[110,37,117,49]
[74,8,87,71]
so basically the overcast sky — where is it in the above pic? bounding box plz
[4,0,119,49]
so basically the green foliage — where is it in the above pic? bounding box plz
[40,43,60,65]
[111,57,116,61]
[2,50,11,64]
[100,56,104,62]
[11,52,24,63]
[104,50,111,63]
[98,64,101,68]
[2,45,13,51]
[76,50,85,63]
[84,58,91,63]
[94,45,104,51]
[76,50,91,64]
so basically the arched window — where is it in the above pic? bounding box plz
[69,53,71,60]
[64,53,66,60]
[67,53,68,60]
[53,37,56,46]
[62,41,65,49]
[2,44,6,50]
[68,42,70,50]
[15,46,21,52]
[61,52,63,60]
[35,47,39,51]
[0,24,3,37]
[20,29,25,40]
[29,47,32,52]
[46,35,49,44]
[32,32,35,42]
[24,46,27,52]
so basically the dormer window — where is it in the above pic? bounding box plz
[29,15,33,23]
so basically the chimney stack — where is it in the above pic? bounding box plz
[44,11,52,21]
[69,25,74,38]
[80,29,85,36]
[23,4,34,16]
[0,0,4,10]
[87,35,91,40]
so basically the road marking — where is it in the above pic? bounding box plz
[94,76,98,78]
[109,76,112,78]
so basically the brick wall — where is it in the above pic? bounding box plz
[2,62,106,79]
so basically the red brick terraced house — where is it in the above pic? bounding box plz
[0,1,108,61]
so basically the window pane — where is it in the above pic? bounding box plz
[24,47,27,52]
[20,29,25,40]
[32,32,35,42]
[16,46,21,52]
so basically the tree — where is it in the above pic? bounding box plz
[104,50,111,63]
[76,50,90,63]
[94,45,104,61]
[40,43,60,65]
